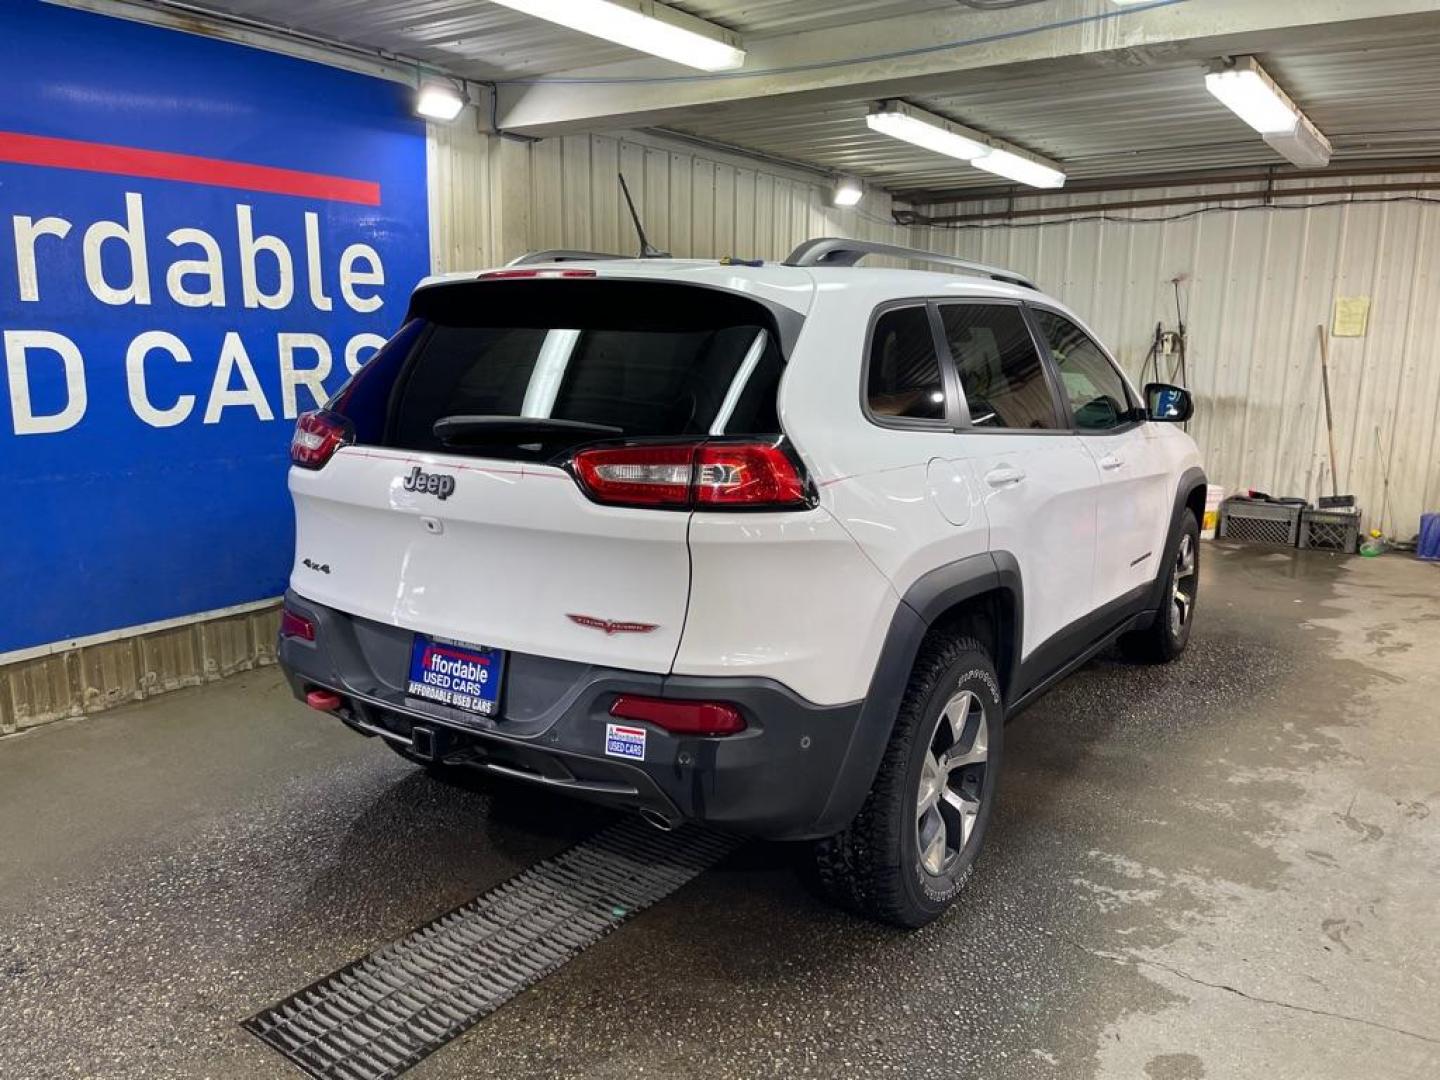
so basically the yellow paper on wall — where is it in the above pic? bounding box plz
[1332,296,1371,337]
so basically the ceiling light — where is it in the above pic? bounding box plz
[1206,56,1331,168]
[867,100,1066,189]
[487,0,746,71]
[831,177,864,207]
[415,82,467,121]
[1264,116,1332,168]
[972,148,1066,189]
[1205,57,1300,135]
[866,102,988,162]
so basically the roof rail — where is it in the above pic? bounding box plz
[506,249,629,266]
[782,237,1036,291]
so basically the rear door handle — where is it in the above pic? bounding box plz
[984,466,1026,487]
[1098,455,1124,471]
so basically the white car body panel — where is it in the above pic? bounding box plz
[674,508,899,706]
[289,446,690,672]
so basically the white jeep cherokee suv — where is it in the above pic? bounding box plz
[279,237,1205,927]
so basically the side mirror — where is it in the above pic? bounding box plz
[1144,382,1193,423]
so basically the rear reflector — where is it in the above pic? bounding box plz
[291,410,352,470]
[306,689,343,712]
[280,609,316,641]
[571,440,807,510]
[609,695,747,736]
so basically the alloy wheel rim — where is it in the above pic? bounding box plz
[1169,533,1198,637]
[915,687,990,877]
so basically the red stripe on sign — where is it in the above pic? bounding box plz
[0,130,381,206]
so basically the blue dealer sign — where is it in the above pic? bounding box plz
[0,2,430,654]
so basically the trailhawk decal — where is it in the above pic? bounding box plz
[567,614,660,635]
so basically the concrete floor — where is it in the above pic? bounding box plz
[2,543,1438,1079]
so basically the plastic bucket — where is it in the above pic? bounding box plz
[1419,513,1440,561]
[1202,485,1225,539]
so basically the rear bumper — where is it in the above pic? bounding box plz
[277,590,866,840]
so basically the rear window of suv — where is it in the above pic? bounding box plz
[380,279,787,456]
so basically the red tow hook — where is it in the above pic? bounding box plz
[306,689,343,712]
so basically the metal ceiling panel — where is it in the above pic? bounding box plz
[665,25,1440,197]
[169,0,957,79]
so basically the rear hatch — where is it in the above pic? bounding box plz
[287,274,799,673]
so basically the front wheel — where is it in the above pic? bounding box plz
[808,635,1003,928]
[1121,513,1200,662]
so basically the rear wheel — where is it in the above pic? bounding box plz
[1121,513,1200,663]
[808,635,1003,928]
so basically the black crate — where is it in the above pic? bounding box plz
[1218,498,1302,546]
[1300,508,1361,553]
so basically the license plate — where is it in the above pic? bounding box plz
[406,634,504,717]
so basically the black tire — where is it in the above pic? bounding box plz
[1120,513,1201,663]
[808,635,1003,928]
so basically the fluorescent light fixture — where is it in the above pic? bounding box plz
[1109,0,1157,5]
[1206,56,1331,168]
[973,147,1066,189]
[415,82,467,121]
[866,102,988,161]
[486,0,746,71]
[1264,116,1332,168]
[1205,57,1300,135]
[867,100,1066,189]
[832,177,864,207]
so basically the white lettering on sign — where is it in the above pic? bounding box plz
[339,242,384,313]
[278,332,332,419]
[165,227,226,308]
[126,330,194,428]
[4,329,88,434]
[236,203,294,311]
[2,192,395,434]
[13,215,72,302]
[344,333,387,375]
[83,192,151,306]
[204,332,273,424]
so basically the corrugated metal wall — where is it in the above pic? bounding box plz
[908,179,1440,539]
[426,123,907,270]
[428,126,1439,537]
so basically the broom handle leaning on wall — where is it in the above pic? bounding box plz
[1317,324,1340,499]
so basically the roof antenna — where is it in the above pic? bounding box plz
[619,172,669,258]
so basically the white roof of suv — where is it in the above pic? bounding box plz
[413,238,1045,318]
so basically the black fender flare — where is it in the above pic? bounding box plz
[809,551,1022,836]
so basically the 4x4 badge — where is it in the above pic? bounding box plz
[402,465,455,500]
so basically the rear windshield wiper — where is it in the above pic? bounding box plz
[433,415,624,446]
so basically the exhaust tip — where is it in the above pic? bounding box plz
[637,806,678,832]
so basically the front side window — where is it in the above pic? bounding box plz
[1032,309,1134,431]
[939,303,1058,430]
[866,305,947,421]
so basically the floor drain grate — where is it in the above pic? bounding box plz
[244,818,738,1079]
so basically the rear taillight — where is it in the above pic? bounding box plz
[610,695,747,736]
[570,441,808,510]
[291,410,352,470]
[280,609,315,641]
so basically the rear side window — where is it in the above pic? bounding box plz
[867,306,946,421]
[1031,308,1135,430]
[939,303,1059,430]
[381,281,785,456]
